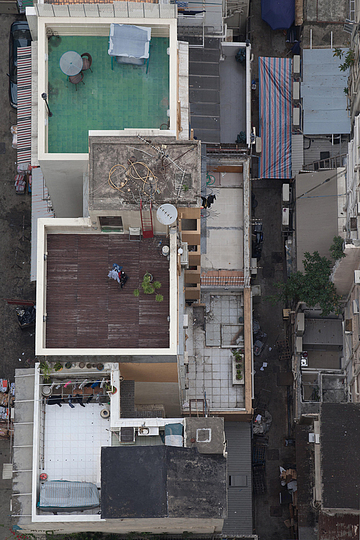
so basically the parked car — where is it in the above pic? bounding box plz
[9,21,32,109]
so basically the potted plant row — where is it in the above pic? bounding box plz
[134,272,163,302]
[231,349,244,385]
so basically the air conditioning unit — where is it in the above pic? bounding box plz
[138,426,160,437]
[256,137,262,153]
[183,314,189,328]
[295,336,302,353]
[180,242,189,267]
[353,299,359,314]
[282,207,290,226]
[293,81,300,100]
[296,312,305,336]
[184,351,189,364]
[358,202,360,216]
[282,183,290,203]
[120,427,135,443]
[355,270,360,284]
[293,107,300,127]
[293,55,301,76]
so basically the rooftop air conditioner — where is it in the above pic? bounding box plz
[120,427,135,443]
[355,270,360,284]
[293,81,300,100]
[282,184,290,203]
[296,312,305,336]
[353,299,359,314]
[293,55,301,76]
[256,137,262,153]
[282,207,290,226]
[293,107,300,127]
[138,426,160,437]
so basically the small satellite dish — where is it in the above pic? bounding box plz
[156,204,178,225]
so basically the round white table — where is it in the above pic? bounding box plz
[59,51,83,76]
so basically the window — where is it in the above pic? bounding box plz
[99,216,123,232]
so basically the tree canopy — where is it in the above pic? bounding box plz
[274,250,341,316]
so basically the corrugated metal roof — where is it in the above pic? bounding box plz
[222,421,253,536]
[301,49,350,135]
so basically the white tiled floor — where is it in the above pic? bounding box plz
[205,295,244,347]
[184,294,245,410]
[201,186,244,270]
[44,403,111,485]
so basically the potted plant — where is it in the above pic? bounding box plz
[231,349,244,385]
[39,361,52,383]
[105,383,117,395]
[54,362,63,372]
[134,272,163,302]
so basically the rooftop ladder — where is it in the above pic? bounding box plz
[140,199,154,239]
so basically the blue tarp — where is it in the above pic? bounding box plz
[261,0,295,30]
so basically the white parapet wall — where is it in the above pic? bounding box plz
[35,218,178,356]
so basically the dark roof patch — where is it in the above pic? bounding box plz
[321,403,360,510]
[101,445,226,519]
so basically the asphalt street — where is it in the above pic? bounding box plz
[0,12,35,540]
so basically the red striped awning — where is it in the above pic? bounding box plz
[17,46,32,165]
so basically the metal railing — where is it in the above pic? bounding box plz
[302,153,347,171]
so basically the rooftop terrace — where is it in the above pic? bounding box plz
[45,234,170,349]
[47,35,169,153]
[89,137,201,210]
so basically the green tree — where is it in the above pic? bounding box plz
[273,251,341,316]
[333,47,355,71]
[329,235,346,261]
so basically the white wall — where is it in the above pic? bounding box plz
[135,382,181,417]
[39,157,88,217]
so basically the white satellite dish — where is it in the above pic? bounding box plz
[156,204,178,225]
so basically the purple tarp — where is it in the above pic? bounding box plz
[259,56,292,179]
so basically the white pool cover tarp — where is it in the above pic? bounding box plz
[38,480,100,510]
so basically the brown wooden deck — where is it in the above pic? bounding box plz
[45,234,170,349]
